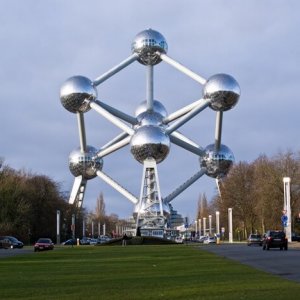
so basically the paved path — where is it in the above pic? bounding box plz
[199,242,300,283]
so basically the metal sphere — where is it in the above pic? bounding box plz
[132,29,168,65]
[60,76,97,113]
[203,74,240,111]
[200,144,234,179]
[136,111,164,127]
[69,146,103,179]
[135,100,168,118]
[130,126,170,164]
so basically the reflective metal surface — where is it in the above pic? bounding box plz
[130,126,170,163]
[200,143,234,178]
[69,145,103,179]
[136,111,164,127]
[131,29,168,65]
[60,76,97,113]
[137,201,170,216]
[203,73,240,111]
[135,99,168,118]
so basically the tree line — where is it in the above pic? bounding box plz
[0,163,124,244]
[196,151,300,239]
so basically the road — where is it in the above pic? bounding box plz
[199,242,300,283]
[0,247,33,258]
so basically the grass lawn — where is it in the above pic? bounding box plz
[0,244,299,299]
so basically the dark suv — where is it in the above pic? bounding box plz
[262,230,288,250]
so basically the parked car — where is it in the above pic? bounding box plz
[0,237,11,249]
[203,236,217,244]
[247,234,262,246]
[34,238,54,252]
[62,239,76,246]
[0,236,24,248]
[262,230,288,250]
[292,233,300,242]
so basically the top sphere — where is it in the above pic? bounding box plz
[60,76,97,113]
[132,29,168,65]
[203,74,240,111]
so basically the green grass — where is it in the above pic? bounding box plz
[0,245,299,299]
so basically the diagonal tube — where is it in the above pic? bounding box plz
[166,98,211,134]
[95,135,131,158]
[96,101,137,125]
[93,53,138,86]
[163,98,204,124]
[159,53,207,85]
[89,100,134,135]
[164,168,207,203]
[96,170,138,204]
[170,133,205,156]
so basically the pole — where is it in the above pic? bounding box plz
[83,219,86,238]
[216,211,220,235]
[209,215,212,236]
[283,177,292,242]
[203,218,206,236]
[228,208,233,243]
[56,210,60,245]
[71,214,75,240]
[198,219,201,237]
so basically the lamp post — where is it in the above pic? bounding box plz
[208,215,212,236]
[228,208,233,243]
[56,210,60,245]
[283,177,292,242]
[216,211,220,235]
[198,219,201,237]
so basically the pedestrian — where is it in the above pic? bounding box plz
[122,233,128,246]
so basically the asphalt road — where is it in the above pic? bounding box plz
[199,242,300,283]
[0,247,33,258]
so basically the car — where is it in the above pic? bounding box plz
[203,236,217,244]
[34,238,54,252]
[174,236,183,244]
[0,236,24,248]
[62,239,76,245]
[262,230,288,250]
[247,234,262,246]
[0,237,11,249]
[292,233,300,242]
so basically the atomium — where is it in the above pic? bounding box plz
[60,29,240,236]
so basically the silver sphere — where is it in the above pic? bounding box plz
[135,100,168,118]
[200,144,234,178]
[60,76,97,113]
[203,74,240,111]
[69,146,103,179]
[132,29,168,65]
[130,126,170,164]
[136,111,164,127]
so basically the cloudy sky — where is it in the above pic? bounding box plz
[1,0,300,220]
